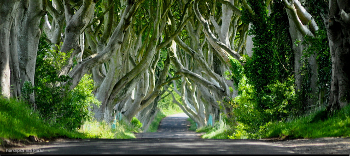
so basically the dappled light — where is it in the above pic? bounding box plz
[1,0,350,154]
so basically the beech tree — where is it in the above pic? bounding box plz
[325,0,350,112]
[0,0,19,98]
[284,0,319,108]
[1,0,349,131]
[282,0,350,113]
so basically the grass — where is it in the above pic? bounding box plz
[258,105,350,139]
[0,91,185,144]
[0,97,88,143]
[186,115,233,139]
[193,105,350,140]
[0,96,140,146]
[196,119,233,139]
[187,118,197,131]
[9,90,349,143]
[77,119,138,139]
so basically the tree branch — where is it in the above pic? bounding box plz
[193,0,243,65]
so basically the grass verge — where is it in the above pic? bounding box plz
[77,119,139,139]
[258,105,350,139]
[196,120,233,139]
[187,118,197,131]
[0,96,140,150]
[0,97,88,141]
[199,105,350,140]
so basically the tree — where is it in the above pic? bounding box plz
[326,0,350,113]
[283,0,350,114]
[0,0,19,98]
[3,0,348,130]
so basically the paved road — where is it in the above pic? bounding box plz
[135,113,203,138]
[2,113,295,154]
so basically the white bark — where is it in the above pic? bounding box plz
[0,0,19,98]
[66,0,144,91]
[287,9,305,91]
[286,1,318,109]
[244,24,254,57]
[283,0,318,37]
[10,21,21,98]
[60,0,96,76]
[193,0,242,66]
[16,0,45,104]
[43,1,65,46]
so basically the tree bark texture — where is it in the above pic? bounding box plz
[326,0,350,112]
[16,0,45,104]
[0,0,19,98]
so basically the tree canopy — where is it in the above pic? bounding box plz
[1,0,349,133]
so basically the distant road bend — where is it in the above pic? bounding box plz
[3,113,295,154]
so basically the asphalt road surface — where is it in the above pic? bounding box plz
[134,113,203,139]
[2,113,296,154]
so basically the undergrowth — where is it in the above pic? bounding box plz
[0,96,140,145]
[194,104,350,140]
[0,97,88,142]
[196,119,233,139]
[78,119,138,139]
[257,105,350,139]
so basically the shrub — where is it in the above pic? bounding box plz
[0,96,88,140]
[131,117,143,129]
[23,36,100,130]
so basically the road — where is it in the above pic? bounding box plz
[134,113,203,139]
[1,113,296,154]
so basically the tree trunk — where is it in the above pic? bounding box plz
[326,0,350,112]
[137,95,160,132]
[0,1,18,98]
[10,21,21,98]
[59,0,95,76]
[287,8,318,111]
[16,0,44,104]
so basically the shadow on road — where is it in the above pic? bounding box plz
[11,138,293,154]
[135,113,203,139]
[1,113,296,154]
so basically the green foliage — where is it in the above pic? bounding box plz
[228,123,249,139]
[259,104,350,139]
[302,27,331,109]
[187,117,197,131]
[131,117,143,129]
[197,119,233,139]
[217,1,299,138]
[221,0,333,140]
[79,120,137,139]
[243,1,292,114]
[46,43,73,70]
[158,89,182,112]
[0,96,137,141]
[0,96,88,140]
[225,68,296,135]
[228,56,244,87]
[25,36,100,130]
[229,76,264,134]
[262,78,297,121]
[147,111,167,132]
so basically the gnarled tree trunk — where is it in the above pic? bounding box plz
[16,0,44,104]
[326,0,350,113]
[0,0,19,98]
